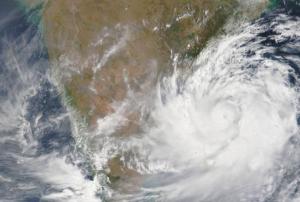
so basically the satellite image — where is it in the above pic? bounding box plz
[0,0,300,201]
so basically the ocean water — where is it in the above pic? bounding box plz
[0,2,85,201]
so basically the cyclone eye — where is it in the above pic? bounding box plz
[210,101,240,131]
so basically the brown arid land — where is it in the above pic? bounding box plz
[21,0,269,196]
